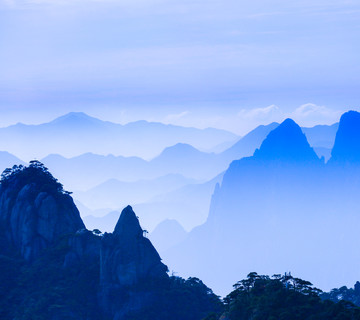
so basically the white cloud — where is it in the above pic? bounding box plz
[238,104,283,120]
[290,103,341,126]
[163,111,190,123]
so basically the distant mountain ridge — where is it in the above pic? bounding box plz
[41,120,333,191]
[75,174,197,210]
[0,112,237,160]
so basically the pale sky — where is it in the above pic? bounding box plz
[0,0,359,134]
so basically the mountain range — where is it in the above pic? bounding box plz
[163,111,360,296]
[1,156,357,320]
[66,121,338,233]
[0,112,237,160]
[0,113,341,236]
[75,174,197,210]
[0,163,221,319]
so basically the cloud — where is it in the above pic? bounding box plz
[291,103,341,126]
[232,104,342,135]
[163,111,190,123]
[238,105,283,120]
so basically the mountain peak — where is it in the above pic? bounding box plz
[155,143,205,160]
[113,205,143,238]
[49,112,106,127]
[0,162,85,261]
[253,118,319,162]
[330,111,360,163]
[164,143,199,153]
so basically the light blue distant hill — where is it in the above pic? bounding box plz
[0,112,238,160]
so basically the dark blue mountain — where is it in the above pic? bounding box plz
[253,118,320,162]
[330,110,360,163]
[163,114,360,296]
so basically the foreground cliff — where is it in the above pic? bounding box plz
[100,205,169,319]
[0,162,221,320]
[0,161,85,261]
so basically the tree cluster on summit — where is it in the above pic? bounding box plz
[0,160,72,195]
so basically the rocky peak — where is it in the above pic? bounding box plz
[101,206,168,287]
[113,205,143,239]
[330,110,360,163]
[100,206,168,318]
[253,118,320,162]
[0,161,85,261]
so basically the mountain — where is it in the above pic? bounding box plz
[220,121,337,162]
[163,114,360,296]
[302,123,339,149]
[83,210,121,232]
[80,172,222,233]
[150,144,220,180]
[134,172,224,231]
[205,137,240,153]
[0,151,25,172]
[63,121,327,230]
[39,123,287,192]
[313,147,332,162]
[252,118,320,162]
[0,161,84,261]
[221,122,279,160]
[99,206,169,318]
[0,112,237,160]
[329,110,360,163]
[42,153,149,190]
[149,219,188,254]
[40,119,339,231]
[75,174,196,210]
[0,163,221,319]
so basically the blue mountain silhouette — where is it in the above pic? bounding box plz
[330,110,360,162]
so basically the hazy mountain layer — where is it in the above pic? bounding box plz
[75,174,197,210]
[163,112,360,296]
[149,219,188,254]
[82,173,223,233]
[0,112,237,160]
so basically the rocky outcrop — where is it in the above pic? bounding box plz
[0,163,222,320]
[101,205,168,287]
[64,229,101,268]
[0,162,85,261]
[100,205,168,319]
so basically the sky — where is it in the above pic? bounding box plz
[0,0,359,135]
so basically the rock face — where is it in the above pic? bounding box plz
[100,205,168,318]
[0,162,85,261]
[0,163,222,320]
[330,110,360,163]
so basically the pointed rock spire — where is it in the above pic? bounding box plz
[113,205,143,238]
[101,205,168,287]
